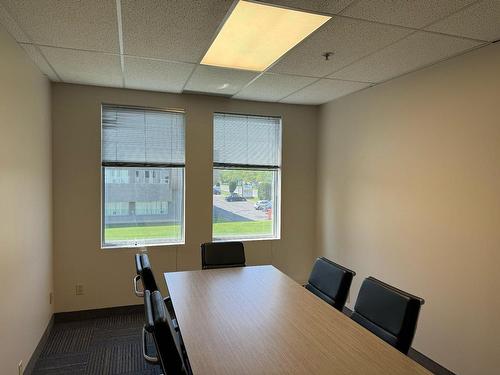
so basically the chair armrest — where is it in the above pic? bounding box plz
[133,275,144,297]
[142,326,158,364]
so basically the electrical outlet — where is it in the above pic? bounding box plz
[75,284,84,295]
[18,360,23,375]
[49,292,53,304]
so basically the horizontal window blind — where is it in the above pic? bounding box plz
[214,113,281,168]
[102,105,185,166]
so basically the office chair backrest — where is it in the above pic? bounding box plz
[135,253,158,291]
[305,257,355,311]
[351,277,425,354]
[143,290,154,333]
[150,290,188,375]
[201,242,246,269]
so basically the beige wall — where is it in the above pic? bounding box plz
[52,83,318,312]
[0,27,53,374]
[317,43,500,375]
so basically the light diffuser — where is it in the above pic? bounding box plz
[201,1,331,71]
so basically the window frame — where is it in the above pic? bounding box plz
[212,112,282,242]
[100,103,186,249]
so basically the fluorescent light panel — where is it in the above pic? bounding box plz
[201,1,331,72]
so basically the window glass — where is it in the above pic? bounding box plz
[101,106,185,248]
[212,113,281,241]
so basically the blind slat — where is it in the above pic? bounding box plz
[213,113,281,167]
[102,106,185,165]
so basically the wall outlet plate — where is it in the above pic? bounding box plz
[75,284,84,295]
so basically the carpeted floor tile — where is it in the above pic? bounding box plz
[32,311,161,375]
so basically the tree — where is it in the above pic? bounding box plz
[229,180,238,193]
[219,170,272,185]
[258,182,272,200]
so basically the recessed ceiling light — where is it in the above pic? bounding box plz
[201,0,331,72]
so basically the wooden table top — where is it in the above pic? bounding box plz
[164,265,430,375]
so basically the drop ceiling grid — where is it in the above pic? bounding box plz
[341,0,479,29]
[40,46,124,88]
[124,56,196,94]
[269,0,491,104]
[245,0,488,104]
[184,1,338,101]
[426,0,500,42]
[260,0,358,15]
[184,65,260,96]
[330,31,485,83]
[0,0,120,52]
[280,78,371,105]
[234,73,318,102]
[269,17,413,79]
[120,0,234,63]
[0,0,496,105]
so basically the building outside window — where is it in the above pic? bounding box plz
[101,105,185,248]
[212,113,281,241]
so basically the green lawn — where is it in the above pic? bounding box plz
[213,220,272,236]
[105,224,181,240]
[105,220,272,241]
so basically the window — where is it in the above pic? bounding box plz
[212,113,281,241]
[101,105,185,248]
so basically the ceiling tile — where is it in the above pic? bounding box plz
[121,0,233,63]
[40,46,123,87]
[342,0,476,29]
[0,3,30,42]
[0,0,119,52]
[270,17,411,78]
[124,57,195,93]
[234,73,316,102]
[426,0,500,42]
[330,31,484,83]
[281,78,370,105]
[20,43,59,81]
[258,0,355,14]
[185,65,258,95]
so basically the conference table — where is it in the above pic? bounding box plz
[164,265,430,374]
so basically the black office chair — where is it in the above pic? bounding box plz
[350,277,425,354]
[143,290,191,375]
[134,253,159,295]
[134,253,177,325]
[305,257,356,311]
[141,290,160,367]
[201,242,246,269]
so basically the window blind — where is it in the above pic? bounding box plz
[102,105,185,166]
[213,113,281,168]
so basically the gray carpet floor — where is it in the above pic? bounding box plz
[32,308,161,375]
[32,306,449,375]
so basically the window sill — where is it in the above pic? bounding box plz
[212,236,280,243]
[101,241,184,250]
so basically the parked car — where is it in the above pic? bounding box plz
[213,185,221,195]
[225,193,247,202]
[254,200,272,210]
